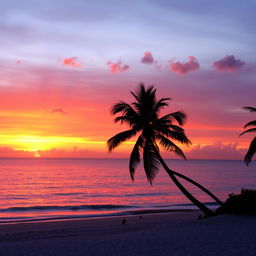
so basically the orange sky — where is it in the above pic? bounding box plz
[0,62,253,160]
[1,1,255,159]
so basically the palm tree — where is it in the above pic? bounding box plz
[107,84,222,215]
[240,107,256,165]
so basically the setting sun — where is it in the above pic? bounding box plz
[34,151,41,158]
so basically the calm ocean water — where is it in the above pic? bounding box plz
[0,158,255,222]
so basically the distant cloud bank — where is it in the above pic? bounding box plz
[213,55,245,72]
[188,142,244,160]
[169,56,200,74]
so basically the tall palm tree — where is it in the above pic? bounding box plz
[107,84,222,215]
[240,107,256,165]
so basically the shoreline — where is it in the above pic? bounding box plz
[0,211,256,255]
[0,208,198,224]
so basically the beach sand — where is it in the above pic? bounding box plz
[0,211,255,256]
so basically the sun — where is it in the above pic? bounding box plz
[34,152,41,158]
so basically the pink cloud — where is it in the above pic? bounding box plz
[63,57,82,68]
[213,55,245,72]
[141,51,154,64]
[16,60,22,65]
[187,142,245,160]
[169,56,200,75]
[0,147,34,158]
[52,108,67,115]
[107,61,130,74]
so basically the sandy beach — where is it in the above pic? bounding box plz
[0,211,255,256]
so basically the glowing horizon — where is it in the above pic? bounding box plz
[0,1,255,159]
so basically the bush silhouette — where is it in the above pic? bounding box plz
[216,189,256,215]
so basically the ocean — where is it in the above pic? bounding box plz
[0,158,255,222]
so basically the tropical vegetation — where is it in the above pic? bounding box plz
[107,84,222,216]
[240,107,256,165]
[216,189,256,215]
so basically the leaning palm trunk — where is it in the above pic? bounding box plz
[153,145,214,215]
[172,170,223,206]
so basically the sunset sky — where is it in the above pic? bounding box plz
[0,0,255,159]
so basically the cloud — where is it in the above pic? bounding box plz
[187,142,244,160]
[16,60,22,65]
[169,56,200,74]
[213,55,245,72]
[141,51,154,64]
[63,57,82,68]
[0,147,34,158]
[107,61,130,74]
[0,146,127,158]
[52,108,67,115]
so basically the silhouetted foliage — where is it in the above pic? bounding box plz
[107,84,222,215]
[216,189,256,215]
[107,83,190,183]
[240,107,256,165]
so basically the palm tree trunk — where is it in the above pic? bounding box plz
[153,147,213,215]
[171,170,223,206]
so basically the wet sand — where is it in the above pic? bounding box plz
[0,211,255,256]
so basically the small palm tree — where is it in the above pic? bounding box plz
[107,84,222,215]
[240,107,256,165]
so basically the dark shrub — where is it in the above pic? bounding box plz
[216,189,256,215]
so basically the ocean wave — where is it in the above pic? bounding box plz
[0,204,135,213]
[170,202,219,207]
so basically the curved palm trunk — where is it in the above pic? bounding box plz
[153,147,213,215]
[171,170,223,206]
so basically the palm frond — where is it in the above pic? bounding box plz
[155,123,184,133]
[143,140,160,184]
[129,135,144,181]
[240,128,256,137]
[111,102,138,117]
[156,134,187,159]
[111,101,128,114]
[114,116,135,127]
[156,127,191,145]
[158,111,186,126]
[244,120,256,128]
[153,98,171,113]
[107,129,137,151]
[168,124,184,132]
[244,137,256,165]
[243,107,256,113]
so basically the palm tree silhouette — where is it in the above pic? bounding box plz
[107,84,222,215]
[240,107,256,165]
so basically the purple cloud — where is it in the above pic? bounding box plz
[169,56,200,74]
[141,51,154,64]
[107,61,130,74]
[213,55,245,72]
[188,142,244,160]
